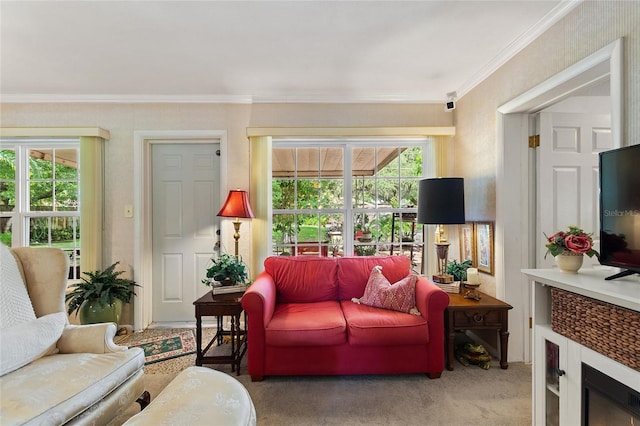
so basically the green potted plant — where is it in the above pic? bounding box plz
[202,253,249,287]
[66,261,140,325]
[446,259,473,282]
[360,214,373,241]
[354,245,377,256]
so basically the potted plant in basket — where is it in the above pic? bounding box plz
[66,261,140,325]
[544,225,599,272]
[201,253,249,287]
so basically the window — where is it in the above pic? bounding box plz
[0,139,81,278]
[271,138,430,269]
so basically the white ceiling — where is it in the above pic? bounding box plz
[0,1,580,104]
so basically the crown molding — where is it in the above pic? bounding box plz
[250,95,442,104]
[246,126,455,138]
[0,93,442,105]
[456,0,583,99]
[0,94,255,104]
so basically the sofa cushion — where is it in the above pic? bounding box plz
[0,244,37,329]
[354,266,419,314]
[341,300,428,346]
[337,256,411,300]
[265,256,339,303]
[0,348,145,425]
[0,311,66,376]
[123,366,256,426]
[266,301,346,346]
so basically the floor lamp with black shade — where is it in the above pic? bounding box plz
[417,178,465,283]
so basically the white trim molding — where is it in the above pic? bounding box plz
[496,38,622,364]
[457,0,582,99]
[0,127,110,139]
[247,127,455,138]
[132,130,228,331]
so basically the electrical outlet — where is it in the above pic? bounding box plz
[124,205,133,218]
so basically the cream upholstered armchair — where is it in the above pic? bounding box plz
[0,246,148,426]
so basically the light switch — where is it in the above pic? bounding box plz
[124,205,133,218]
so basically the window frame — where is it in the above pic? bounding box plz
[1,138,81,277]
[271,137,430,263]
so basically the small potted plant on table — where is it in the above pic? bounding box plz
[446,259,473,282]
[202,253,249,287]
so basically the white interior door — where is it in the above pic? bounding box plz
[151,142,220,323]
[537,111,613,268]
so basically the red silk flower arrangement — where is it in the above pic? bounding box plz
[544,225,599,259]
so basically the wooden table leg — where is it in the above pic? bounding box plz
[216,315,223,345]
[230,314,237,373]
[499,329,510,369]
[446,310,455,371]
[195,313,203,366]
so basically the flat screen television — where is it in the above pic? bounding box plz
[599,144,640,280]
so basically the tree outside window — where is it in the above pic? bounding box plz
[0,144,81,278]
[271,142,427,268]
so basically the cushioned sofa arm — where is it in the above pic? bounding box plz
[242,271,277,325]
[241,271,276,381]
[415,277,449,373]
[57,322,126,354]
[415,277,449,318]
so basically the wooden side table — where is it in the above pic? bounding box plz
[444,290,513,370]
[193,291,247,375]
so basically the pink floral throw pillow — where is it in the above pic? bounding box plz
[352,266,420,315]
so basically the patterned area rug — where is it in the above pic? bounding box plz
[123,330,197,364]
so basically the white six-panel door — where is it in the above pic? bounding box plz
[151,142,220,323]
[537,112,613,268]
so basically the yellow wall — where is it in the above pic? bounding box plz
[1,103,450,324]
[454,1,640,294]
[456,0,639,219]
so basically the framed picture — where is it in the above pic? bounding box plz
[458,223,475,265]
[474,222,494,275]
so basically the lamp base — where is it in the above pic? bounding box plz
[432,274,454,284]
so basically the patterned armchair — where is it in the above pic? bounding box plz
[0,246,148,425]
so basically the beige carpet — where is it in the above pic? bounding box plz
[111,329,531,426]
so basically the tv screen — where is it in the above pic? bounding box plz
[599,144,640,280]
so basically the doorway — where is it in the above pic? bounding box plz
[151,142,220,324]
[133,130,228,330]
[535,96,613,269]
[496,39,622,363]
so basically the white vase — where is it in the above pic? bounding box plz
[555,252,584,273]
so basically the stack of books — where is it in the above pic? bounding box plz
[435,281,460,294]
[212,284,246,295]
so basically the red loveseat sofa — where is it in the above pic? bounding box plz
[241,255,449,381]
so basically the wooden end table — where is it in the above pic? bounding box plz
[444,290,513,371]
[193,291,247,375]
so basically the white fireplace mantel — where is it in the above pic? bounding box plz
[522,267,640,311]
[523,267,640,426]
